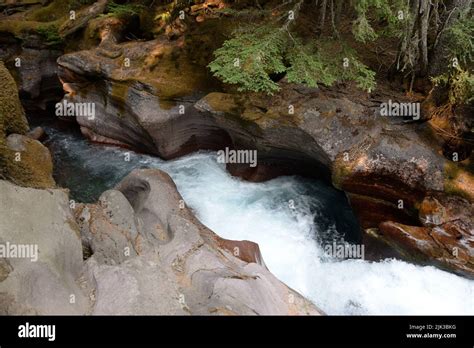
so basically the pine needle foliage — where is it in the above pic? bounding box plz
[209,25,287,93]
[209,24,377,94]
[208,2,380,94]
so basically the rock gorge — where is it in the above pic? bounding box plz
[0,0,473,315]
[55,26,474,278]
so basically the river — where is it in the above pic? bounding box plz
[45,125,474,315]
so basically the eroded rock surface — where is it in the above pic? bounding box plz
[0,169,322,315]
[77,169,322,315]
[374,194,474,277]
[0,180,87,314]
[56,34,474,276]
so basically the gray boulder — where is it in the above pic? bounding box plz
[80,169,322,315]
[0,180,88,314]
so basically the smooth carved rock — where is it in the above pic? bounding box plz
[81,169,322,315]
[0,170,322,315]
[55,36,473,276]
[0,49,63,111]
[74,189,140,266]
[0,180,87,314]
[377,193,474,277]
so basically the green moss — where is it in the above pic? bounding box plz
[0,0,95,40]
[37,24,64,46]
[201,92,240,114]
[4,136,55,189]
[71,0,96,8]
[0,61,55,188]
[26,0,74,22]
[331,153,354,190]
[80,17,104,48]
[0,18,65,41]
[0,20,44,38]
[0,61,29,136]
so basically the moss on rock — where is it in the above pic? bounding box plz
[0,61,55,188]
[0,61,29,136]
[5,134,55,188]
[26,0,76,22]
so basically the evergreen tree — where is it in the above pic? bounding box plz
[207,0,473,101]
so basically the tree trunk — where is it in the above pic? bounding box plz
[335,0,343,26]
[318,0,327,35]
[419,0,431,75]
[429,0,473,77]
[392,0,420,76]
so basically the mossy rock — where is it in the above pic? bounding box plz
[5,134,55,189]
[0,61,28,136]
[26,0,76,22]
[0,61,55,188]
[0,0,95,41]
[199,92,241,115]
[0,0,64,37]
[0,19,44,38]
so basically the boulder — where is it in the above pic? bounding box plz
[79,169,322,315]
[0,169,322,315]
[27,126,46,141]
[6,133,55,188]
[0,180,88,314]
[0,60,55,188]
[0,60,28,135]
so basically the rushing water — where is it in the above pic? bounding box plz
[46,126,474,315]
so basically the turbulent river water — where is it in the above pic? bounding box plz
[45,125,474,315]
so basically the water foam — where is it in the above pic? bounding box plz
[48,129,474,315]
